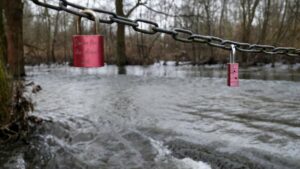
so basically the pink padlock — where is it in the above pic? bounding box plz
[227,45,239,87]
[72,9,104,68]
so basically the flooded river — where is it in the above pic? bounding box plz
[1,63,300,169]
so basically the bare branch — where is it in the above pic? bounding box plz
[142,4,204,19]
[125,0,147,17]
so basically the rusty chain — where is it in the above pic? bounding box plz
[31,0,300,57]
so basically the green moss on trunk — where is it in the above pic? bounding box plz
[0,59,34,144]
[0,0,7,65]
[0,59,12,126]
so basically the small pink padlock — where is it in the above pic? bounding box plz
[227,45,239,87]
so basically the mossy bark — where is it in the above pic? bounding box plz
[3,0,25,77]
[0,59,12,126]
[0,0,7,65]
[0,0,12,135]
[0,0,33,144]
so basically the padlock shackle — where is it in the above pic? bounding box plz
[230,44,236,63]
[77,9,99,35]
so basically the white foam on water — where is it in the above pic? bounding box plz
[174,158,212,169]
[150,138,172,161]
[150,138,212,169]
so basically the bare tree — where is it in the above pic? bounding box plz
[240,0,260,64]
[21,0,300,66]
[203,0,215,63]
[291,0,300,46]
[63,12,68,63]
[115,0,146,68]
[219,0,228,37]
[3,0,25,77]
[51,11,60,63]
[43,0,51,65]
[259,0,271,44]
[273,0,289,45]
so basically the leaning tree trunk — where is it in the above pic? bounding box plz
[115,0,127,67]
[0,0,7,65]
[3,0,25,77]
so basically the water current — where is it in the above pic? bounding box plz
[1,63,300,169]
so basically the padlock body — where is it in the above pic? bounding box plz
[227,63,239,87]
[72,35,104,67]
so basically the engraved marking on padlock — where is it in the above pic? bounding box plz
[72,9,105,68]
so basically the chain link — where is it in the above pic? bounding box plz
[31,0,300,57]
[133,19,158,34]
[172,28,193,43]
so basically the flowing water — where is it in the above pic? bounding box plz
[1,63,300,169]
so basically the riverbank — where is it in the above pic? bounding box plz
[0,61,37,144]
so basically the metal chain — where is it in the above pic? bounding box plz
[31,0,300,57]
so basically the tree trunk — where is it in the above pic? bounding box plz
[259,0,271,44]
[204,0,214,60]
[3,0,25,77]
[240,0,260,65]
[44,1,51,65]
[291,1,299,46]
[274,0,288,45]
[219,0,228,37]
[51,11,60,63]
[63,12,67,64]
[115,0,127,67]
[0,0,7,65]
